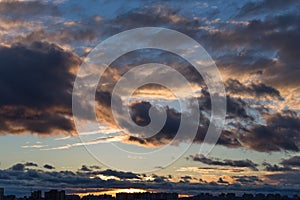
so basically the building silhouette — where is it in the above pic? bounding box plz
[82,195,114,200]
[4,195,15,200]
[31,191,42,200]
[0,188,299,200]
[0,188,4,200]
[45,190,65,200]
[116,192,178,200]
[65,195,80,200]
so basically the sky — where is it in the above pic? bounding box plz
[0,0,300,197]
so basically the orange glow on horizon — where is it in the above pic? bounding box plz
[179,194,193,198]
[74,188,147,197]
[73,188,188,198]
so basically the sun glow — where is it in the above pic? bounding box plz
[75,188,147,197]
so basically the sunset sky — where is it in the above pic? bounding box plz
[0,0,300,197]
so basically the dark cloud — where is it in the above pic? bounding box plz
[0,41,80,135]
[43,164,55,170]
[99,169,140,180]
[0,0,299,164]
[10,163,25,171]
[181,176,192,183]
[9,162,38,171]
[1,163,300,197]
[129,101,152,126]
[152,174,169,183]
[199,88,251,121]
[0,0,299,196]
[24,162,38,167]
[225,96,252,120]
[116,97,299,153]
[191,155,259,171]
[2,9,298,153]
[119,100,183,146]
[265,171,300,186]
[89,165,101,170]
[75,45,297,152]
[218,177,229,184]
[262,162,292,172]
[280,156,300,167]
[122,96,244,148]
[130,101,181,140]
[225,79,281,98]
[214,52,277,76]
[207,12,300,89]
[240,111,300,152]
[0,42,78,108]
[216,130,242,149]
[232,176,262,184]
[80,165,91,172]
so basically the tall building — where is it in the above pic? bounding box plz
[31,191,42,200]
[45,190,65,200]
[0,188,4,200]
[58,191,65,200]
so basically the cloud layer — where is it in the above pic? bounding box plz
[1,162,299,197]
[0,2,299,195]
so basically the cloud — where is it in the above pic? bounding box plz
[208,13,300,92]
[225,96,253,120]
[24,162,38,167]
[263,162,292,172]
[89,165,101,170]
[225,79,281,98]
[8,162,39,171]
[10,163,25,171]
[41,135,123,151]
[43,164,55,170]
[190,155,259,171]
[0,0,299,156]
[265,171,300,186]
[99,169,140,180]
[237,0,299,18]
[93,64,282,151]
[218,177,229,184]
[78,165,101,172]
[14,22,101,47]
[262,156,300,172]
[231,176,262,184]
[240,111,300,152]
[152,174,170,183]
[0,0,299,196]
[0,41,80,135]
[280,156,300,167]
[0,0,60,20]
[105,5,190,34]
[120,97,242,148]
[1,163,300,197]
[105,95,299,153]
[180,176,192,183]
[0,38,294,154]
[80,165,91,172]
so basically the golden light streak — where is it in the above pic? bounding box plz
[74,188,147,197]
